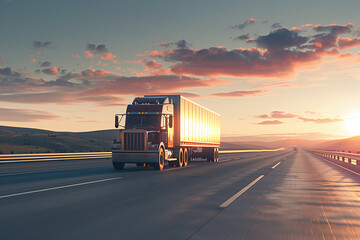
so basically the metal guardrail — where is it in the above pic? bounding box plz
[313,150,360,166]
[0,152,112,163]
[0,147,287,164]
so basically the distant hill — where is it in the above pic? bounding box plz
[314,136,360,153]
[0,125,118,154]
[2,125,356,154]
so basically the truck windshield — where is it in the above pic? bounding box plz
[125,115,161,128]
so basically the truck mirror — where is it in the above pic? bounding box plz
[169,116,173,128]
[115,115,119,128]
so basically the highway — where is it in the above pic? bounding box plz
[1,149,360,239]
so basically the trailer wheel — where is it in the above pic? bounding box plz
[215,148,219,162]
[183,148,188,167]
[113,162,125,170]
[207,148,214,162]
[176,148,184,167]
[154,148,165,171]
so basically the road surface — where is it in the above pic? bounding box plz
[1,149,360,239]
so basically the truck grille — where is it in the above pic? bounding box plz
[123,132,146,151]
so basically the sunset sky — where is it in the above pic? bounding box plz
[1,0,360,141]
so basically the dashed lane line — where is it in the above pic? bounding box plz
[219,175,264,208]
[271,162,281,169]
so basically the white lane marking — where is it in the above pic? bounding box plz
[318,155,360,177]
[271,162,281,169]
[0,177,122,199]
[219,175,264,208]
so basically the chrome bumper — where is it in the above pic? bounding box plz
[112,152,158,163]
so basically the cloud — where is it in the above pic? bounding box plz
[42,67,59,75]
[0,107,59,122]
[145,59,162,70]
[154,45,318,78]
[87,44,108,53]
[337,37,360,49]
[256,120,283,125]
[258,111,298,119]
[149,23,359,79]
[231,18,258,30]
[309,23,353,52]
[271,23,282,29]
[33,41,52,49]
[158,39,191,49]
[298,117,343,124]
[233,34,250,41]
[247,27,309,51]
[101,52,116,60]
[0,67,226,105]
[84,50,94,58]
[0,67,21,77]
[40,61,51,68]
[210,90,266,97]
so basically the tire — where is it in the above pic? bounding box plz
[207,148,214,162]
[214,148,219,162]
[154,148,165,171]
[113,162,125,170]
[183,148,188,167]
[176,148,184,167]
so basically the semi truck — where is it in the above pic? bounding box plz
[112,95,220,171]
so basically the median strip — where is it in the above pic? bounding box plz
[0,177,122,199]
[219,175,264,208]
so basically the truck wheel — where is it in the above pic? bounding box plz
[183,148,188,167]
[207,148,214,162]
[176,148,184,167]
[215,148,219,162]
[154,148,165,171]
[113,162,125,170]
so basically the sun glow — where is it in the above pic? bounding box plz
[346,114,360,136]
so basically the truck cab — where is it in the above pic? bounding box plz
[112,97,174,170]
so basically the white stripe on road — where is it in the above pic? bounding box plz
[271,162,281,169]
[0,177,122,199]
[219,175,264,208]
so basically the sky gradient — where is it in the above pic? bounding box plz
[1,0,360,141]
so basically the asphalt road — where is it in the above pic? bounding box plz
[1,149,360,239]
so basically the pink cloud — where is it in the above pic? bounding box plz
[145,59,162,70]
[337,37,360,49]
[258,111,298,119]
[147,24,358,80]
[301,24,313,28]
[256,120,283,125]
[298,117,343,124]
[101,52,116,60]
[84,50,94,58]
[30,58,37,63]
[210,90,266,97]
[42,67,59,75]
